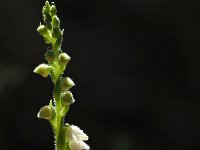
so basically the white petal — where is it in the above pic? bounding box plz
[69,141,90,150]
[71,125,89,141]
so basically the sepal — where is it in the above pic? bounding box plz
[37,25,48,37]
[45,50,55,64]
[59,53,71,66]
[52,27,61,39]
[50,4,57,17]
[52,16,60,28]
[45,1,50,11]
[61,91,75,105]
[60,77,75,91]
[37,105,53,120]
[33,63,52,77]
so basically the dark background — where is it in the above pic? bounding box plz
[0,0,200,149]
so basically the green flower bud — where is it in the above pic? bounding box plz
[60,77,75,91]
[52,27,61,39]
[42,6,46,18]
[42,7,49,18]
[37,25,48,36]
[52,16,60,28]
[50,5,57,17]
[37,105,52,120]
[54,36,62,49]
[45,1,50,11]
[61,91,75,105]
[59,53,71,66]
[44,13,52,30]
[44,37,51,44]
[33,63,52,77]
[45,50,55,64]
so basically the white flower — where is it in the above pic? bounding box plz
[69,140,90,150]
[66,125,90,150]
[66,125,89,141]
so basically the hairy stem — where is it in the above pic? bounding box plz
[53,55,66,150]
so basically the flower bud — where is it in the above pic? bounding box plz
[33,64,52,77]
[37,25,48,36]
[44,37,51,44]
[61,91,75,105]
[45,50,55,63]
[37,105,52,120]
[54,36,62,49]
[43,7,49,18]
[52,16,60,28]
[60,77,75,91]
[42,6,46,18]
[52,27,61,39]
[59,53,71,66]
[45,1,50,11]
[50,5,57,17]
[44,13,52,30]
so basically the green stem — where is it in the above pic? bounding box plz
[53,78,64,150]
[53,51,69,150]
[56,118,66,150]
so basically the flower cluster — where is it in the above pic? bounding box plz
[34,1,90,150]
[66,125,90,150]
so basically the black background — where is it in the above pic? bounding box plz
[0,0,200,150]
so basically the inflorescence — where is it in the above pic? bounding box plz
[33,1,90,150]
